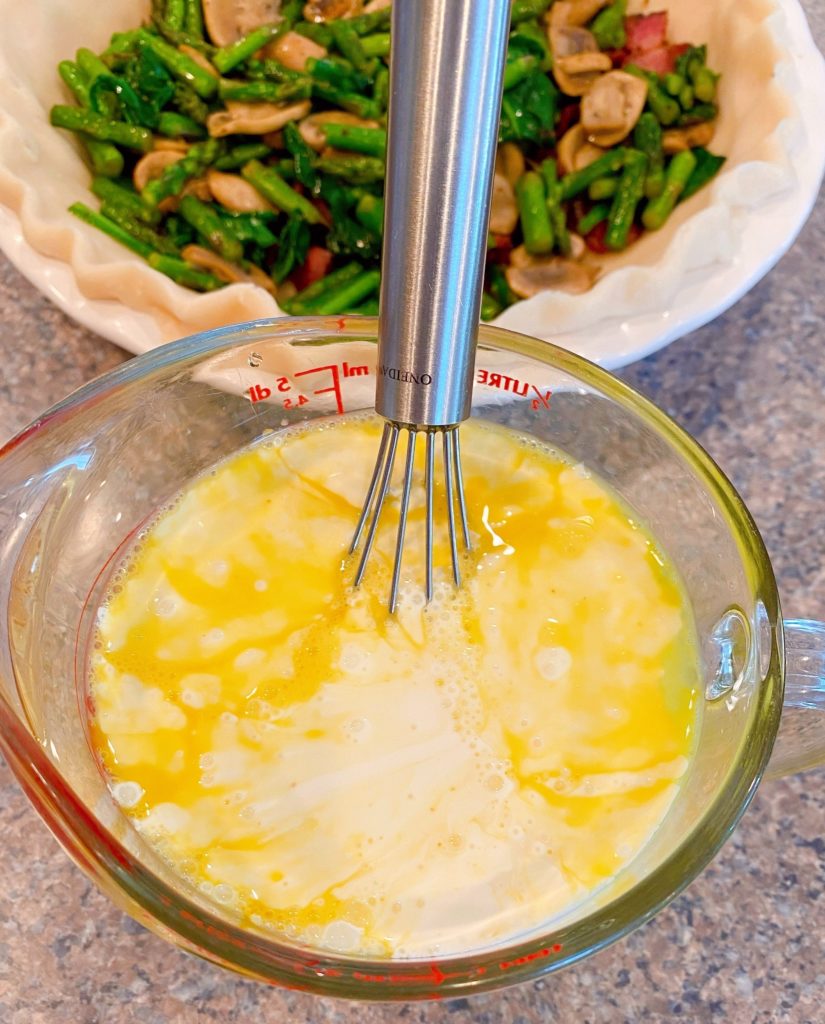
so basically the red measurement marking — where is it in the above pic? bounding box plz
[476,368,552,411]
[352,963,455,987]
[336,317,347,330]
[248,383,271,403]
[248,363,369,411]
[531,385,552,411]
[498,945,562,971]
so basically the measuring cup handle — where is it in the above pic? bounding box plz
[765,619,825,778]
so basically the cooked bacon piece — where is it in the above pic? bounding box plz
[624,12,668,54]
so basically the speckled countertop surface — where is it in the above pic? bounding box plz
[1,7,825,1022]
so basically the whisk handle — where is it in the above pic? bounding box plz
[376,0,511,428]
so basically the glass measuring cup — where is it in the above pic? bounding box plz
[0,317,823,1000]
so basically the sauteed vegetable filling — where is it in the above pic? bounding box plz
[51,0,725,315]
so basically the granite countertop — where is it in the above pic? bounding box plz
[1,7,825,1021]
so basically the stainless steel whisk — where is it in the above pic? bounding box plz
[350,0,511,612]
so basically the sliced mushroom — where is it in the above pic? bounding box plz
[495,142,525,188]
[245,263,278,295]
[202,0,283,47]
[298,110,379,151]
[153,138,190,153]
[505,249,596,297]
[207,169,274,212]
[207,99,312,136]
[567,233,586,260]
[489,174,519,236]
[182,244,276,294]
[549,24,612,97]
[580,70,648,147]
[133,150,184,193]
[181,177,214,201]
[662,120,716,154]
[304,0,363,22]
[555,0,611,28]
[556,123,607,175]
[179,44,219,76]
[264,30,327,70]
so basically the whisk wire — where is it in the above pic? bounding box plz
[352,423,473,610]
[425,430,436,602]
[443,431,461,587]
[389,430,418,613]
[353,423,400,589]
[452,429,472,551]
[350,421,393,556]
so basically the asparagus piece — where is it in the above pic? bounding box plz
[294,22,333,47]
[577,202,610,235]
[588,177,618,201]
[516,172,554,255]
[315,155,385,185]
[91,176,160,224]
[679,84,695,110]
[164,0,185,31]
[348,9,392,35]
[503,55,539,92]
[510,0,553,22]
[284,261,364,312]
[184,0,204,38]
[157,111,206,137]
[330,20,373,74]
[75,48,110,84]
[173,81,210,124]
[320,123,387,158]
[347,297,380,316]
[360,33,390,59]
[373,65,389,113]
[633,112,665,198]
[310,81,378,119]
[241,160,325,224]
[179,194,244,263]
[680,147,726,202]
[136,28,218,98]
[624,65,680,126]
[214,142,272,171]
[245,58,304,83]
[355,194,384,236]
[283,122,317,187]
[676,104,717,127]
[50,105,153,152]
[693,66,719,104]
[488,263,518,310]
[590,0,627,51]
[57,62,124,177]
[481,292,503,322]
[69,201,154,257]
[539,158,570,256]
[142,138,220,207]
[213,23,283,74]
[101,201,180,255]
[642,150,697,230]
[560,148,628,200]
[148,252,223,290]
[217,77,311,103]
[308,269,381,315]
[605,149,647,251]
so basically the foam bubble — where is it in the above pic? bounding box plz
[112,781,144,808]
[234,647,266,670]
[535,646,572,681]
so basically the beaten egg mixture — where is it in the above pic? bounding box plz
[89,416,699,957]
